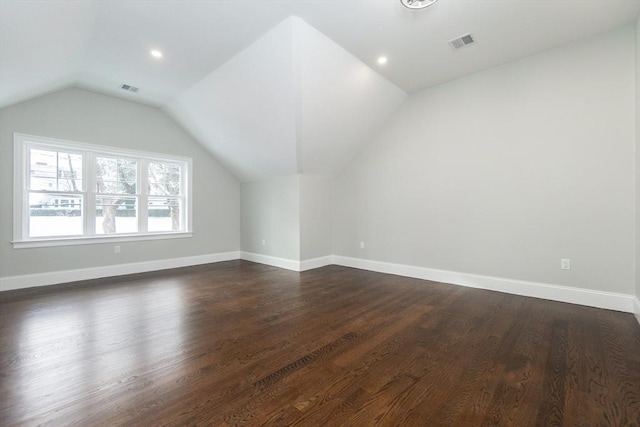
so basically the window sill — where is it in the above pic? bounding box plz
[12,232,193,249]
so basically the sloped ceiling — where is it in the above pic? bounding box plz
[166,19,299,181]
[166,17,406,181]
[1,1,638,181]
[293,18,407,176]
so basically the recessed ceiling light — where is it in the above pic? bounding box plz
[377,56,388,65]
[150,50,163,59]
[400,0,438,9]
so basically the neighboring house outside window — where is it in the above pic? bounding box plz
[13,133,193,248]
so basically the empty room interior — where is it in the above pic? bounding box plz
[1,0,640,425]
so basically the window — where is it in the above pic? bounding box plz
[13,134,192,248]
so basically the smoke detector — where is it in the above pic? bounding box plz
[120,84,139,93]
[400,0,438,9]
[449,33,476,50]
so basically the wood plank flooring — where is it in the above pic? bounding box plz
[1,260,639,426]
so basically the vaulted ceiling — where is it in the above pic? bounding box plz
[1,0,637,181]
[166,17,406,181]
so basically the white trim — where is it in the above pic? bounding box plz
[14,133,193,163]
[2,251,636,316]
[13,133,193,245]
[14,135,27,242]
[12,232,193,249]
[239,252,334,272]
[299,256,334,271]
[240,252,301,271]
[0,251,240,292]
[333,256,636,313]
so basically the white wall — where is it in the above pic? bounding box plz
[167,18,298,182]
[293,17,407,176]
[168,17,406,183]
[333,25,636,295]
[636,16,640,319]
[0,88,240,279]
[241,175,300,261]
[300,175,332,260]
[240,174,332,264]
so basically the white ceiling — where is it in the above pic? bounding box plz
[1,0,638,180]
[166,17,406,181]
[167,18,301,181]
[1,0,637,108]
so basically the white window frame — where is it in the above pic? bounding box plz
[13,133,193,248]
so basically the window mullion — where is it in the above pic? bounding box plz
[138,158,148,233]
[85,152,96,236]
[22,144,31,239]
[184,160,191,232]
[14,134,191,244]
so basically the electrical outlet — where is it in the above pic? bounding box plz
[261,239,266,246]
[360,241,365,249]
[114,245,121,254]
[560,258,571,270]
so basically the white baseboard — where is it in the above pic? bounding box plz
[240,252,300,271]
[300,255,334,271]
[239,252,333,272]
[2,251,637,319]
[0,251,240,292]
[333,255,636,314]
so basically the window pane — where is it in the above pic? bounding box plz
[148,162,181,196]
[29,193,83,237]
[148,198,181,232]
[30,149,83,192]
[96,197,138,234]
[96,157,137,194]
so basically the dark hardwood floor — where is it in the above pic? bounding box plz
[1,260,639,426]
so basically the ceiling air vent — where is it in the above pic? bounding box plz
[449,33,475,50]
[120,84,139,93]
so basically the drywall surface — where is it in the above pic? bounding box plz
[0,88,240,278]
[333,25,637,295]
[636,16,640,304]
[168,16,406,182]
[167,18,298,182]
[292,17,407,176]
[241,174,331,262]
[241,175,300,261]
[300,175,332,260]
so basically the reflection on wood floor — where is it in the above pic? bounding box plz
[1,260,639,426]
